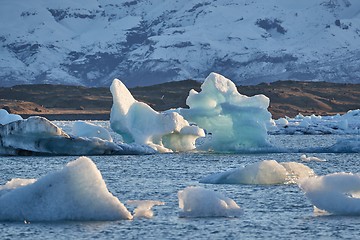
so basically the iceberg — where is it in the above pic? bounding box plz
[178,186,242,218]
[0,156,132,221]
[0,116,155,155]
[72,121,113,142]
[200,160,315,185]
[177,72,273,152]
[0,109,23,125]
[299,172,360,215]
[110,79,205,153]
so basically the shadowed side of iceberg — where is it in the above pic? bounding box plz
[0,116,155,156]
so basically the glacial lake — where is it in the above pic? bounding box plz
[1,131,359,239]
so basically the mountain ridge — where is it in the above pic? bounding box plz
[1,0,360,87]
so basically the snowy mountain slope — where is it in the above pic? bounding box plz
[1,0,360,87]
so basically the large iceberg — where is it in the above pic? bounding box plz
[110,79,205,153]
[200,160,315,185]
[299,173,360,215]
[178,186,242,218]
[0,116,155,155]
[177,72,273,152]
[0,156,132,221]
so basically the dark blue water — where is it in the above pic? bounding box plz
[1,135,359,239]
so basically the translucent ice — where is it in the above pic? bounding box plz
[200,160,315,185]
[110,79,205,153]
[0,109,22,125]
[178,72,273,152]
[299,172,360,215]
[178,186,242,218]
[0,156,132,221]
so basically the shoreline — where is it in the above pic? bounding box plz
[20,113,110,121]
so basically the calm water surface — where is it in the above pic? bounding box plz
[1,135,359,239]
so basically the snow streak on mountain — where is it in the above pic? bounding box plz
[1,0,360,87]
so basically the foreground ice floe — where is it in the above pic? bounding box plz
[269,110,360,135]
[110,79,205,153]
[0,109,23,125]
[200,160,315,185]
[0,156,133,221]
[178,186,242,218]
[177,72,274,152]
[0,116,155,155]
[299,173,360,215]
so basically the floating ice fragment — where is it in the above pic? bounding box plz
[0,109,23,125]
[270,109,360,135]
[110,79,205,153]
[200,160,315,185]
[0,156,132,221]
[299,172,360,215]
[72,121,113,142]
[300,154,326,162]
[127,200,165,219]
[178,186,242,218]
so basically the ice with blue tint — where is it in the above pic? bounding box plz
[177,72,273,152]
[0,109,23,125]
[200,160,315,185]
[0,156,133,221]
[178,186,242,218]
[299,172,360,215]
[110,79,205,153]
[0,116,155,155]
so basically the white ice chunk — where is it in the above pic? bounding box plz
[299,173,360,215]
[178,186,242,218]
[300,154,326,162]
[0,156,133,221]
[271,109,360,135]
[127,200,165,219]
[0,109,23,125]
[178,72,273,152]
[110,79,205,153]
[72,121,113,142]
[200,160,315,185]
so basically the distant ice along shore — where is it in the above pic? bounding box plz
[0,72,359,155]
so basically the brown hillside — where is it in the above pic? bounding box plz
[0,80,359,120]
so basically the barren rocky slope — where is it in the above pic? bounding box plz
[0,80,359,120]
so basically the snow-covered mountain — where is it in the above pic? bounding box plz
[1,0,360,87]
